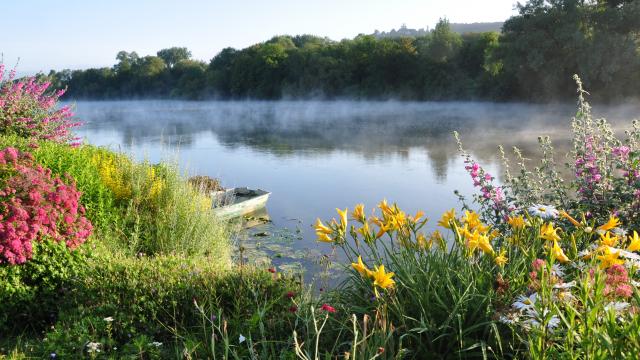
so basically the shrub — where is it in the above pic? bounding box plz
[0,147,92,264]
[6,255,300,359]
[0,65,80,144]
[0,240,88,333]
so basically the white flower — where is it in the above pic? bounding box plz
[553,281,575,289]
[103,316,114,322]
[631,280,640,287]
[528,204,559,219]
[551,264,565,277]
[619,249,640,260]
[149,341,162,347]
[612,227,628,237]
[604,302,630,313]
[86,342,101,353]
[524,309,560,331]
[498,314,519,325]
[584,226,593,233]
[239,334,246,344]
[512,293,537,311]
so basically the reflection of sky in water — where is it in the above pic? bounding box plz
[71,100,640,278]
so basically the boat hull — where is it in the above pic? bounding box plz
[211,188,271,220]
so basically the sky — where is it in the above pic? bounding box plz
[2,0,518,74]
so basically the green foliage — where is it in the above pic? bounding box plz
[0,240,88,333]
[1,254,301,359]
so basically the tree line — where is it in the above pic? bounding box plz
[48,0,640,102]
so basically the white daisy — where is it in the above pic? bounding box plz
[103,317,114,322]
[528,204,559,219]
[612,227,628,237]
[604,302,630,313]
[551,264,565,277]
[239,334,246,344]
[512,293,537,311]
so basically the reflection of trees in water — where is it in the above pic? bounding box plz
[74,100,640,181]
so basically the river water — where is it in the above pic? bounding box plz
[71,100,640,280]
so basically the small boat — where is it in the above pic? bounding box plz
[211,187,271,220]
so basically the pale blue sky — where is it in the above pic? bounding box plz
[2,0,517,74]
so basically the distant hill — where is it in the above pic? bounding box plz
[372,22,503,38]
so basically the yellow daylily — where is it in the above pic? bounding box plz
[416,232,431,250]
[463,210,481,229]
[477,233,494,255]
[599,231,619,247]
[429,230,446,251]
[371,264,395,292]
[507,215,526,230]
[494,249,508,267]
[628,231,640,252]
[351,256,371,277]
[540,222,561,242]
[317,233,333,243]
[352,204,366,223]
[315,218,332,235]
[336,208,348,232]
[375,223,390,239]
[438,208,456,229]
[378,199,393,217]
[596,246,625,269]
[560,210,581,227]
[357,221,371,238]
[409,210,425,223]
[598,215,620,232]
[551,240,570,263]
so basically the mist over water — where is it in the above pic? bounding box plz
[70,100,640,275]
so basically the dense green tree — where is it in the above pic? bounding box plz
[157,47,192,68]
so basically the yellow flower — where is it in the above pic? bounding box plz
[540,222,561,242]
[336,208,348,232]
[477,234,494,255]
[598,215,620,232]
[409,210,425,224]
[596,246,625,269]
[551,240,570,263]
[357,222,371,238]
[507,215,526,230]
[467,230,493,255]
[429,230,446,251]
[378,199,393,217]
[317,233,333,243]
[315,218,332,235]
[560,210,581,227]
[352,204,366,223]
[599,231,619,247]
[371,264,395,291]
[375,224,389,239]
[628,231,640,252]
[416,232,431,250]
[438,209,456,229]
[351,256,371,277]
[463,210,481,229]
[494,249,508,267]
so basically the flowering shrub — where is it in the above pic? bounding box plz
[0,64,81,144]
[315,200,640,357]
[0,147,92,264]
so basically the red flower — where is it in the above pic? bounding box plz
[288,305,298,313]
[286,291,295,299]
[267,267,276,273]
[320,303,336,313]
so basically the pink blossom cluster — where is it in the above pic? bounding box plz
[575,136,603,195]
[604,264,633,299]
[464,160,507,211]
[0,147,92,264]
[0,64,82,145]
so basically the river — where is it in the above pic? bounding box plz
[71,100,640,281]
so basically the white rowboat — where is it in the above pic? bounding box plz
[211,187,271,220]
